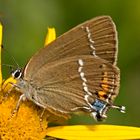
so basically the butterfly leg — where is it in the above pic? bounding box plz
[8,82,21,92]
[39,108,46,131]
[9,94,26,120]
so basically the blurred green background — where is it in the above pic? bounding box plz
[0,0,140,127]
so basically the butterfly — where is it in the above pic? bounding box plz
[7,16,125,121]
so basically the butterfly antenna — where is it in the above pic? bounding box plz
[2,64,16,74]
[2,64,16,69]
[1,45,20,68]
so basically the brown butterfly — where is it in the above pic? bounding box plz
[9,16,125,121]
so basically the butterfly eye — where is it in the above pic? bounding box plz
[12,69,22,79]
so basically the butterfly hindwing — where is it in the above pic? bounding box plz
[25,55,119,118]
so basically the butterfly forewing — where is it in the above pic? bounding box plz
[24,16,118,79]
[26,55,119,118]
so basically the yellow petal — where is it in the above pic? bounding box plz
[44,28,56,46]
[2,76,17,93]
[0,23,3,88]
[46,125,140,140]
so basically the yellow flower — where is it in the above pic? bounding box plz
[0,23,49,140]
[46,125,140,140]
[0,22,140,140]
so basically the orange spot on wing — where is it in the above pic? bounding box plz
[101,72,109,92]
[101,84,109,92]
[98,91,106,96]
[98,72,110,99]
